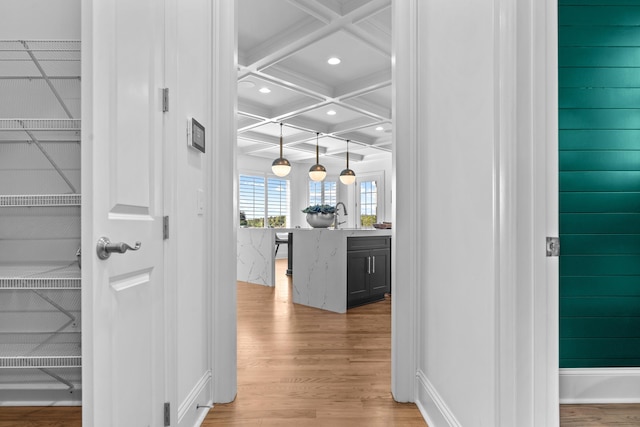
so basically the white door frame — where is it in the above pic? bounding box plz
[210,0,238,403]
[390,0,418,402]
[530,0,560,424]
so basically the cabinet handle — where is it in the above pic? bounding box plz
[367,256,371,274]
[372,256,375,274]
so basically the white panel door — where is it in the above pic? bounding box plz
[82,0,165,425]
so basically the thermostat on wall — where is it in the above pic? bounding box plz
[187,118,205,153]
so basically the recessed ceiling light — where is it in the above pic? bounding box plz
[327,57,341,65]
[375,126,384,131]
[259,87,271,94]
[327,110,337,116]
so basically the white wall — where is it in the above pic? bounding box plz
[414,1,498,425]
[164,0,215,424]
[0,0,80,39]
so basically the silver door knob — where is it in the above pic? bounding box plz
[96,237,142,260]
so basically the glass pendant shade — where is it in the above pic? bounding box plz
[339,139,356,185]
[309,164,327,181]
[272,158,291,177]
[339,169,356,185]
[309,132,326,181]
[271,123,291,177]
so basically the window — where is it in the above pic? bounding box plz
[359,180,378,227]
[239,174,289,228]
[308,181,336,206]
[267,178,288,228]
[239,175,265,227]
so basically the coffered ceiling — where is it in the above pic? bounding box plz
[237,0,392,167]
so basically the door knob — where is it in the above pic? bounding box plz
[96,237,142,260]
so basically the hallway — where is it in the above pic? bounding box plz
[204,259,426,426]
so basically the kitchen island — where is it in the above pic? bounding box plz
[237,227,392,313]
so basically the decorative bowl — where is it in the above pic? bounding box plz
[306,212,335,228]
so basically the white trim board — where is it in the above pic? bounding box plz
[178,370,212,426]
[415,370,462,427]
[560,368,640,404]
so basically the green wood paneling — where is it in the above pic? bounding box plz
[559,6,640,25]
[560,297,640,316]
[561,192,640,212]
[561,255,640,276]
[560,338,640,359]
[560,0,640,5]
[559,47,640,67]
[560,131,640,151]
[560,109,640,129]
[560,151,640,170]
[559,68,640,88]
[560,27,640,47]
[561,276,640,296]
[560,214,640,233]
[561,235,640,254]
[562,317,640,337]
[560,171,640,192]
[559,88,640,108]
[560,1,640,369]
[560,359,640,368]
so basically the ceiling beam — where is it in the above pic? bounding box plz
[241,0,391,73]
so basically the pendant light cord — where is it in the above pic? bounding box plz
[316,132,320,163]
[280,123,284,158]
[346,139,350,168]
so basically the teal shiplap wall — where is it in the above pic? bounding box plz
[559,0,640,368]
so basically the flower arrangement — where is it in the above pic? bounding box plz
[302,204,336,214]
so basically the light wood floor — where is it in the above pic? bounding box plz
[560,404,640,427]
[204,259,426,426]
[1,259,639,426]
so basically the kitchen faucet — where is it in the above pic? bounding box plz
[334,202,348,229]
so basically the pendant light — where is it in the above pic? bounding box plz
[308,132,326,181]
[339,140,356,185]
[271,123,291,177]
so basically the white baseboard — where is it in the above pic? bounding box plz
[415,370,462,427]
[178,370,212,427]
[560,368,640,404]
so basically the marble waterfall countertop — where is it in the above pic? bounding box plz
[237,227,392,313]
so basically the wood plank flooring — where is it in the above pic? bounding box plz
[0,406,80,427]
[203,259,426,426]
[560,404,640,427]
[1,259,640,426]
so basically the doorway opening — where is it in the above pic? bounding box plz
[233,0,397,398]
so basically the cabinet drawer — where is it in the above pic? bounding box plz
[347,236,390,251]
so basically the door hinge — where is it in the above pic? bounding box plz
[162,88,169,112]
[164,402,170,426]
[163,216,169,240]
[546,237,560,257]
